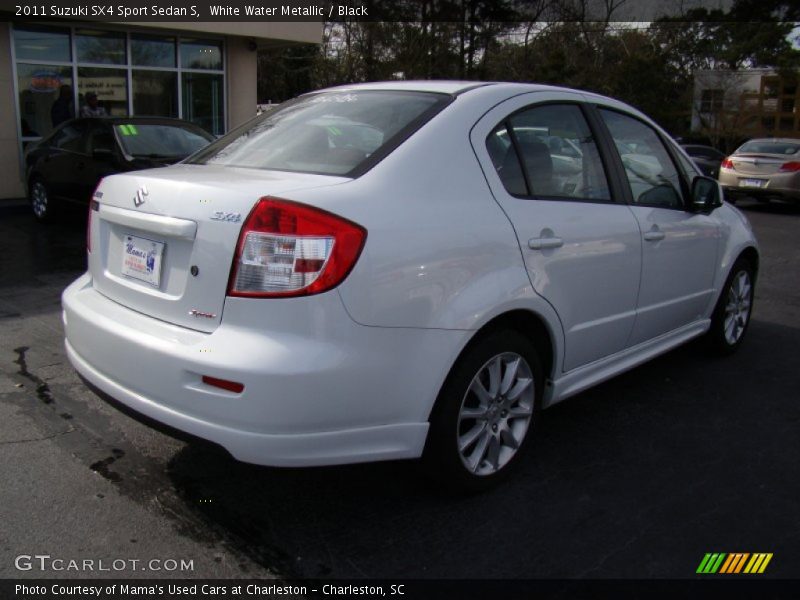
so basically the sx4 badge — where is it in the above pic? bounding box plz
[210,211,242,223]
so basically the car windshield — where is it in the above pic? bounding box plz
[737,141,800,155]
[187,90,448,176]
[114,123,213,159]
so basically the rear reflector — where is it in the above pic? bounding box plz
[228,197,367,298]
[87,183,101,253]
[779,161,800,172]
[202,375,244,394]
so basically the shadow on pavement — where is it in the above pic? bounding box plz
[735,199,800,217]
[164,319,800,579]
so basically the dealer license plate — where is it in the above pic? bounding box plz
[121,234,164,287]
[739,178,765,188]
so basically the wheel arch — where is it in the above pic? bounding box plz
[427,308,556,422]
[738,245,760,282]
[27,170,41,191]
[711,245,760,311]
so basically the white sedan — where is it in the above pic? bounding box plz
[63,81,758,490]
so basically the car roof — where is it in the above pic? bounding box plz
[79,116,199,125]
[318,81,494,95]
[316,80,594,97]
[740,137,800,144]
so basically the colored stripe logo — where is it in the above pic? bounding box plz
[697,553,773,574]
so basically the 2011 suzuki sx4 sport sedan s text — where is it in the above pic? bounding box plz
[63,82,759,490]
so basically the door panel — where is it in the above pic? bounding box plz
[82,124,121,202]
[627,206,719,343]
[41,121,89,202]
[597,107,719,344]
[472,92,642,372]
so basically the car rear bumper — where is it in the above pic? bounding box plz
[63,273,464,467]
[722,185,800,202]
[719,168,800,202]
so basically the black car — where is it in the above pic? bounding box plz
[681,144,726,179]
[25,117,215,221]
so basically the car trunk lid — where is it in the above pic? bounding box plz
[730,153,787,176]
[88,164,347,332]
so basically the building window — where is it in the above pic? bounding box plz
[14,25,70,61]
[182,72,224,135]
[700,89,724,113]
[180,39,223,70]
[763,78,780,98]
[133,70,178,117]
[13,24,225,141]
[131,34,176,67]
[76,29,126,64]
[77,67,128,116]
[16,64,74,135]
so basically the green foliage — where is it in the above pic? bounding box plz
[256,0,800,138]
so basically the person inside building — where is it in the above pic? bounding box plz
[50,84,74,127]
[80,92,107,117]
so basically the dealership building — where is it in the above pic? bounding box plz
[0,17,320,199]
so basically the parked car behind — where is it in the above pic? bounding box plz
[681,144,726,179]
[718,138,800,204]
[63,82,759,490]
[25,117,215,221]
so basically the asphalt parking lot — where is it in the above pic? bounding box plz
[1,199,798,580]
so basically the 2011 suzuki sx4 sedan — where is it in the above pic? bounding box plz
[63,82,759,490]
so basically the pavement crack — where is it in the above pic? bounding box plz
[0,427,74,445]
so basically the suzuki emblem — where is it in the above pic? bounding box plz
[133,186,149,207]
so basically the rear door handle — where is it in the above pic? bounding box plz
[643,229,665,242]
[528,237,564,250]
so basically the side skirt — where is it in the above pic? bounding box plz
[544,319,711,408]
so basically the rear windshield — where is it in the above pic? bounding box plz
[186,91,449,176]
[737,141,800,155]
[115,123,213,159]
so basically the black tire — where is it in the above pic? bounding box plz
[423,329,543,492]
[29,177,52,222]
[707,257,755,355]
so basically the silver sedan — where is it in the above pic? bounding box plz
[719,138,800,204]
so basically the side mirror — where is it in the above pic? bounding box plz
[92,147,115,160]
[690,175,722,213]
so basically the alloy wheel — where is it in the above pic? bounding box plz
[723,270,752,346]
[31,182,48,219]
[456,352,535,476]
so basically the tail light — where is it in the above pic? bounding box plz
[779,161,800,172]
[721,158,734,170]
[228,197,367,298]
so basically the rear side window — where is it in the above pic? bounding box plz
[487,104,610,201]
[114,123,212,159]
[188,91,449,176]
[599,109,685,210]
[88,125,115,153]
[737,141,799,155]
[52,122,88,153]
